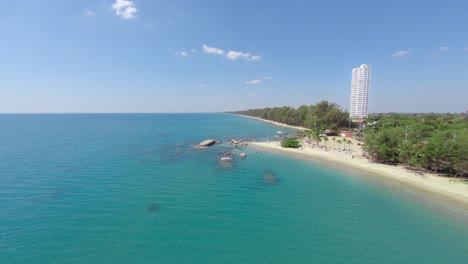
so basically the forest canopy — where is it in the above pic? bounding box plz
[364,113,468,177]
[231,104,468,178]
[231,101,350,131]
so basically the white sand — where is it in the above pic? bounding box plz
[250,140,468,205]
[236,114,468,204]
[241,115,307,131]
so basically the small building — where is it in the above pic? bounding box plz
[352,119,367,130]
[324,129,337,136]
[352,119,367,124]
[340,131,352,138]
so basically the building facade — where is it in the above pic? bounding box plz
[349,64,371,119]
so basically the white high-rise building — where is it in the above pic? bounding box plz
[349,64,371,119]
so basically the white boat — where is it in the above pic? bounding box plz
[220,156,233,162]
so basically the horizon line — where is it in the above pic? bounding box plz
[0,111,465,115]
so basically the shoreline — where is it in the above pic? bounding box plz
[235,113,468,206]
[249,141,468,206]
[236,114,307,131]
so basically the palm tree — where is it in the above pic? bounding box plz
[296,130,308,142]
[323,137,329,149]
[312,130,321,148]
[347,139,353,152]
[332,137,336,149]
[296,129,308,145]
[337,139,342,150]
[306,128,321,148]
[302,129,311,143]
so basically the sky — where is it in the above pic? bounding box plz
[1,0,467,113]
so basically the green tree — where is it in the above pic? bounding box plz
[281,138,301,148]
[347,139,353,151]
[309,129,322,147]
[233,104,468,178]
[323,137,329,149]
[296,130,308,139]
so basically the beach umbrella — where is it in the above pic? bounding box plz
[277,131,284,139]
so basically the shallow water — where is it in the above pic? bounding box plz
[0,114,467,263]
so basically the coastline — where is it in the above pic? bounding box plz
[236,114,307,131]
[249,141,468,205]
[234,114,468,205]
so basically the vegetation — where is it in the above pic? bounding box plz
[364,113,468,177]
[297,129,324,148]
[231,100,350,131]
[281,138,301,148]
[232,102,468,178]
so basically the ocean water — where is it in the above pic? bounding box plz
[0,113,467,263]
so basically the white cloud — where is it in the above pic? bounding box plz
[434,46,449,56]
[197,83,206,87]
[175,51,188,57]
[245,79,262,85]
[202,45,260,61]
[226,51,243,60]
[111,0,138,20]
[245,54,261,61]
[86,10,96,17]
[248,93,256,97]
[203,44,225,55]
[391,50,410,57]
[227,51,261,61]
[261,76,271,80]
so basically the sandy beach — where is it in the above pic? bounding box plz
[240,115,307,131]
[250,140,468,205]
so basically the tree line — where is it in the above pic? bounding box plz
[364,113,467,177]
[231,100,350,131]
[231,103,468,178]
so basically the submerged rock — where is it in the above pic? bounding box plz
[239,153,246,159]
[263,171,278,186]
[148,203,159,213]
[228,139,249,146]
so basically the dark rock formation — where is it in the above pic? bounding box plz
[198,139,217,147]
[148,203,159,213]
[263,171,278,186]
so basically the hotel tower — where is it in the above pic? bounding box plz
[349,64,371,119]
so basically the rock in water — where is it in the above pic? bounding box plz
[263,171,278,186]
[198,139,216,147]
[239,153,246,158]
[148,203,159,213]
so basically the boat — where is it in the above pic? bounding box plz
[220,151,235,162]
[220,156,232,162]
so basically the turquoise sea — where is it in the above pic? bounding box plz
[0,114,467,263]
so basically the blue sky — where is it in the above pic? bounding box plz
[1,0,467,113]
